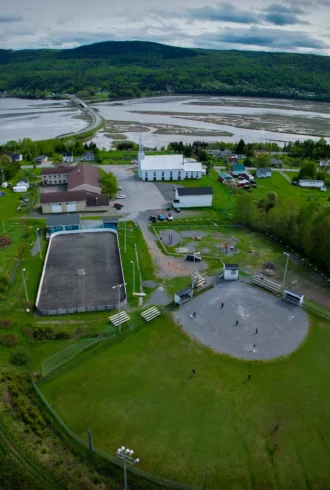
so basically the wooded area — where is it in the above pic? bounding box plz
[2,40,330,100]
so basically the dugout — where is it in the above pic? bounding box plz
[283,289,304,306]
[174,287,193,305]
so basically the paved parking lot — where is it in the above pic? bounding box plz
[99,165,166,214]
[175,281,309,360]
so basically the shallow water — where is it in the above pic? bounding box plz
[91,95,330,148]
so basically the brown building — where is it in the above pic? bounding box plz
[40,163,107,213]
[40,191,109,214]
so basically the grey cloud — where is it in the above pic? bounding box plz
[0,15,23,23]
[264,3,309,25]
[188,3,259,24]
[200,27,329,50]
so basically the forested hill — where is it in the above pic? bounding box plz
[1,40,330,100]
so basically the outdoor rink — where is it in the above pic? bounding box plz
[36,230,126,314]
[175,281,309,360]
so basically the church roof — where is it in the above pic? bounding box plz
[140,155,202,172]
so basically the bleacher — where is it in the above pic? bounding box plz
[252,273,281,294]
[141,307,161,322]
[109,311,131,326]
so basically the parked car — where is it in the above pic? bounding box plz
[175,207,181,213]
[114,202,124,208]
[185,253,202,262]
[0,192,6,197]
[157,213,165,221]
[292,181,297,186]
[167,214,173,221]
[116,194,125,199]
[7,183,12,188]
[149,215,157,222]
[118,186,122,190]
[252,182,257,188]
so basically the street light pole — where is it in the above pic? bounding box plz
[22,268,29,303]
[130,260,135,297]
[282,252,290,292]
[36,228,41,260]
[116,446,140,490]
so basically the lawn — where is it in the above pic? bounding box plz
[39,313,330,489]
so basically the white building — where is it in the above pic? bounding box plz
[224,264,239,280]
[173,187,213,208]
[299,179,324,188]
[63,152,73,163]
[137,135,202,181]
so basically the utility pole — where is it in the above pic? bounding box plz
[36,228,42,259]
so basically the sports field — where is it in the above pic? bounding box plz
[36,230,126,314]
[40,312,330,489]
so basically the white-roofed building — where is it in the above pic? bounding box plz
[137,135,203,181]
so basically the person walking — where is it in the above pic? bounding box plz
[192,369,196,377]
[247,373,251,380]
[193,312,196,318]
[221,302,224,308]
[236,320,239,326]
[255,328,258,334]
[272,423,279,433]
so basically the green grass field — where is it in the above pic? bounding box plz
[40,313,330,489]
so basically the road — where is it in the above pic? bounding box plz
[59,96,103,137]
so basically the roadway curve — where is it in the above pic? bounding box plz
[59,96,103,137]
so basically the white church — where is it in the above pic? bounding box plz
[137,136,203,181]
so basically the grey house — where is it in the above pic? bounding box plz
[269,158,283,167]
[256,168,272,178]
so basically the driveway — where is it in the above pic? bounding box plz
[98,165,166,214]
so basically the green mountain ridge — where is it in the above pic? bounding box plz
[1,40,330,100]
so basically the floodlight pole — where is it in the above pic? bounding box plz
[130,260,135,297]
[113,283,126,334]
[36,228,41,260]
[22,268,29,303]
[116,446,140,490]
[124,221,127,254]
[282,252,290,292]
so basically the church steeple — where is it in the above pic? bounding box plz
[138,133,145,179]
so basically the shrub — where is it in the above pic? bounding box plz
[10,350,29,365]
[1,333,19,347]
[0,273,10,296]
[0,235,12,248]
[0,319,12,328]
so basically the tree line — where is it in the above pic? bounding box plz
[235,193,330,274]
[2,41,330,100]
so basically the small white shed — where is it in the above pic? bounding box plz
[283,289,304,306]
[224,264,239,280]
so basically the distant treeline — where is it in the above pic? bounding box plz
[2,41,330,100]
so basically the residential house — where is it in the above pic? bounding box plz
[319,160,330,167]
[16,179,29,188]
[81,151,95,161]
[299,179,324,189]
[4,151,23,162]
[228,156,238,164]
[173,187,213,208]
[256,168,272,178]
[231,163,246,176]
[218,172,235,184]
[62,152,73,163]
[35,155,48,164]
[269,158,283,167]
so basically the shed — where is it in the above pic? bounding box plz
[283,289,304,306]
[174,286,193,305]
[102,216,119,230]
[224,264,239,280]
[46,214,81,235]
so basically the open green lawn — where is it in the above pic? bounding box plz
[40,313,330,489]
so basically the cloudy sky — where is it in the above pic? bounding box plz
[2,0,330,54]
